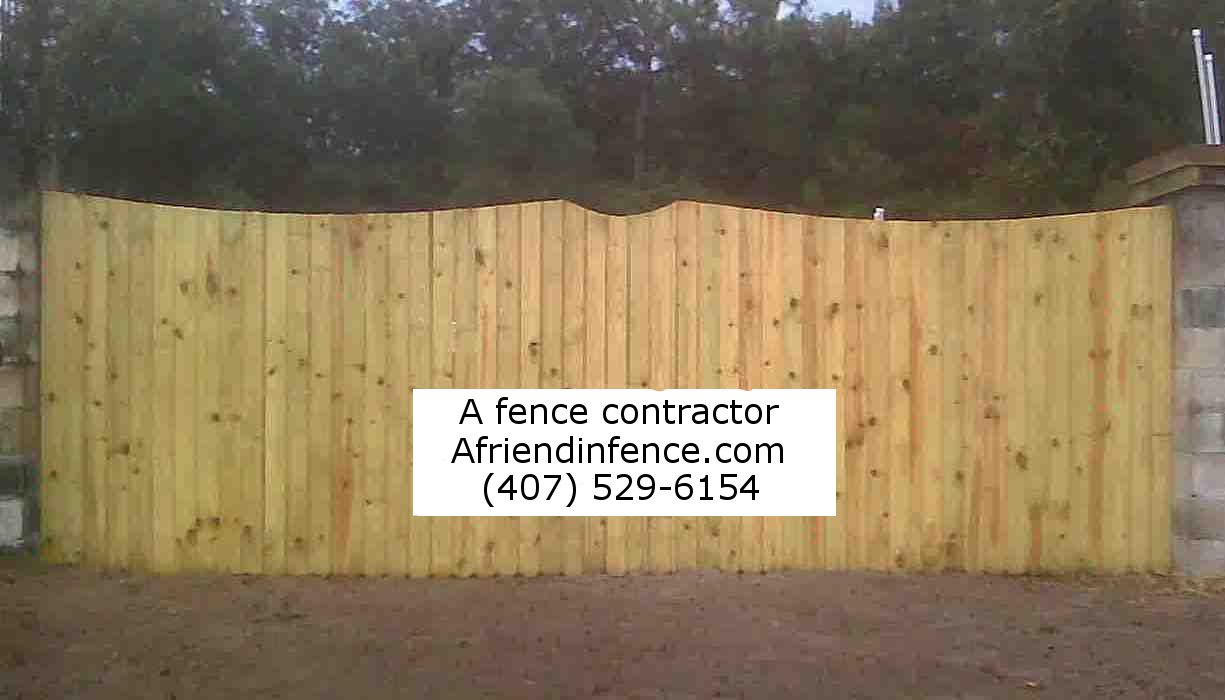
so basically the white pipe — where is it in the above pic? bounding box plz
[1195,29,1214,144]
[1208,53,1223,145]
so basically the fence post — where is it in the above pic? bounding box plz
[1129,145,1225,575]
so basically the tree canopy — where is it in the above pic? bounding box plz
[1,0,1222,217]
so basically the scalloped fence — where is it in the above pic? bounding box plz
[39,193,1173,575]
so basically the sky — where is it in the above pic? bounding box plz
[805,1,877,22]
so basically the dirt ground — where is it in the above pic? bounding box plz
[3,556,1225,699]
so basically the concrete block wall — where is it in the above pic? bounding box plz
[1169,188,1225,575]
[0,203,39,551]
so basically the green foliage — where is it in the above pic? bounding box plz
[0,0,1222,216]
[447,66,594,203]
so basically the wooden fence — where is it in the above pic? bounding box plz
[40,193,1173,575]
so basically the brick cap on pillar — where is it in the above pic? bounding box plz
[1127,145,1225,206]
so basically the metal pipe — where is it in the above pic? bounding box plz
[1195,29,1214,143]
[1208,53,1223,145]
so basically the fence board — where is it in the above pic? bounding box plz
[285,216,311,574]
[406,212,433,578]
[41,194,1176,576]
[604,213,628,575]
[1150,207,1174,572]
[307,215,335,574]
[151,206,178,572]
[517,204,543,576]
[83,196,111,567]
[240,211,266,574]
[128,203,156,572]
[821,218,847,569]
[495,204,521,577]
[539,202,566,575]
[584,209,608,575]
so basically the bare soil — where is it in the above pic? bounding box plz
[4,555,1225,699]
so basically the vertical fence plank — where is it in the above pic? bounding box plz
[674,202,699,572]
[169,208,198,572]
[151,206,178,572]
[676,201,700,392]
[473,206,498,577]
[39,194,64,563]
[307,215,335,574]
[865,218,891,571]
[1066,214,1092,570]
[584,209,608,575]
[407,212,434,578]
[495,204,521,577]
[438,207,465,576]
[716,207,742,572]
[604,213,629,575]
[452,208,479,577]
[780,214,806,569]
[940,221,967,571]
[843,219,867,570]
[364,215,389,576]
[1127,211,1154,571]
[916,222,945,570]
[193,209,221,571]
[1103,211,1132,572]
[240,212,266,574]
[41,194,87,564]
[1023,216,1051,571]
[697,205,723,570]
[82,197,111,567]
[648,205,677,574]
[738,208,764,573]
[761,212,785,571]
[888,221,915,571]
[101,199,128,568]
[262,214,288,575]
[961,223,985,573]
[285,215,311,575]
[518,203,544,577]
[820,218,847,569]
[127,202,156,571]
[1150,207,1174,572]
[386,213,411,577]
[561,202,588,576]
[801,216,826,568]
[336,215,366,575]
[1044,218,1073,570]
[981,221,1008,571]
[626,213,651,574]
[539,202,566,576]
[214,211,245,572]
[1004,218,1031,573]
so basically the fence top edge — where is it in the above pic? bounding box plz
[38,190,1171,227]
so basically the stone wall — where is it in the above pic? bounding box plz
[0,201,39,551]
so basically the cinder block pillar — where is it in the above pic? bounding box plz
[0,198,39,552]
[1129,145,1225,575]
